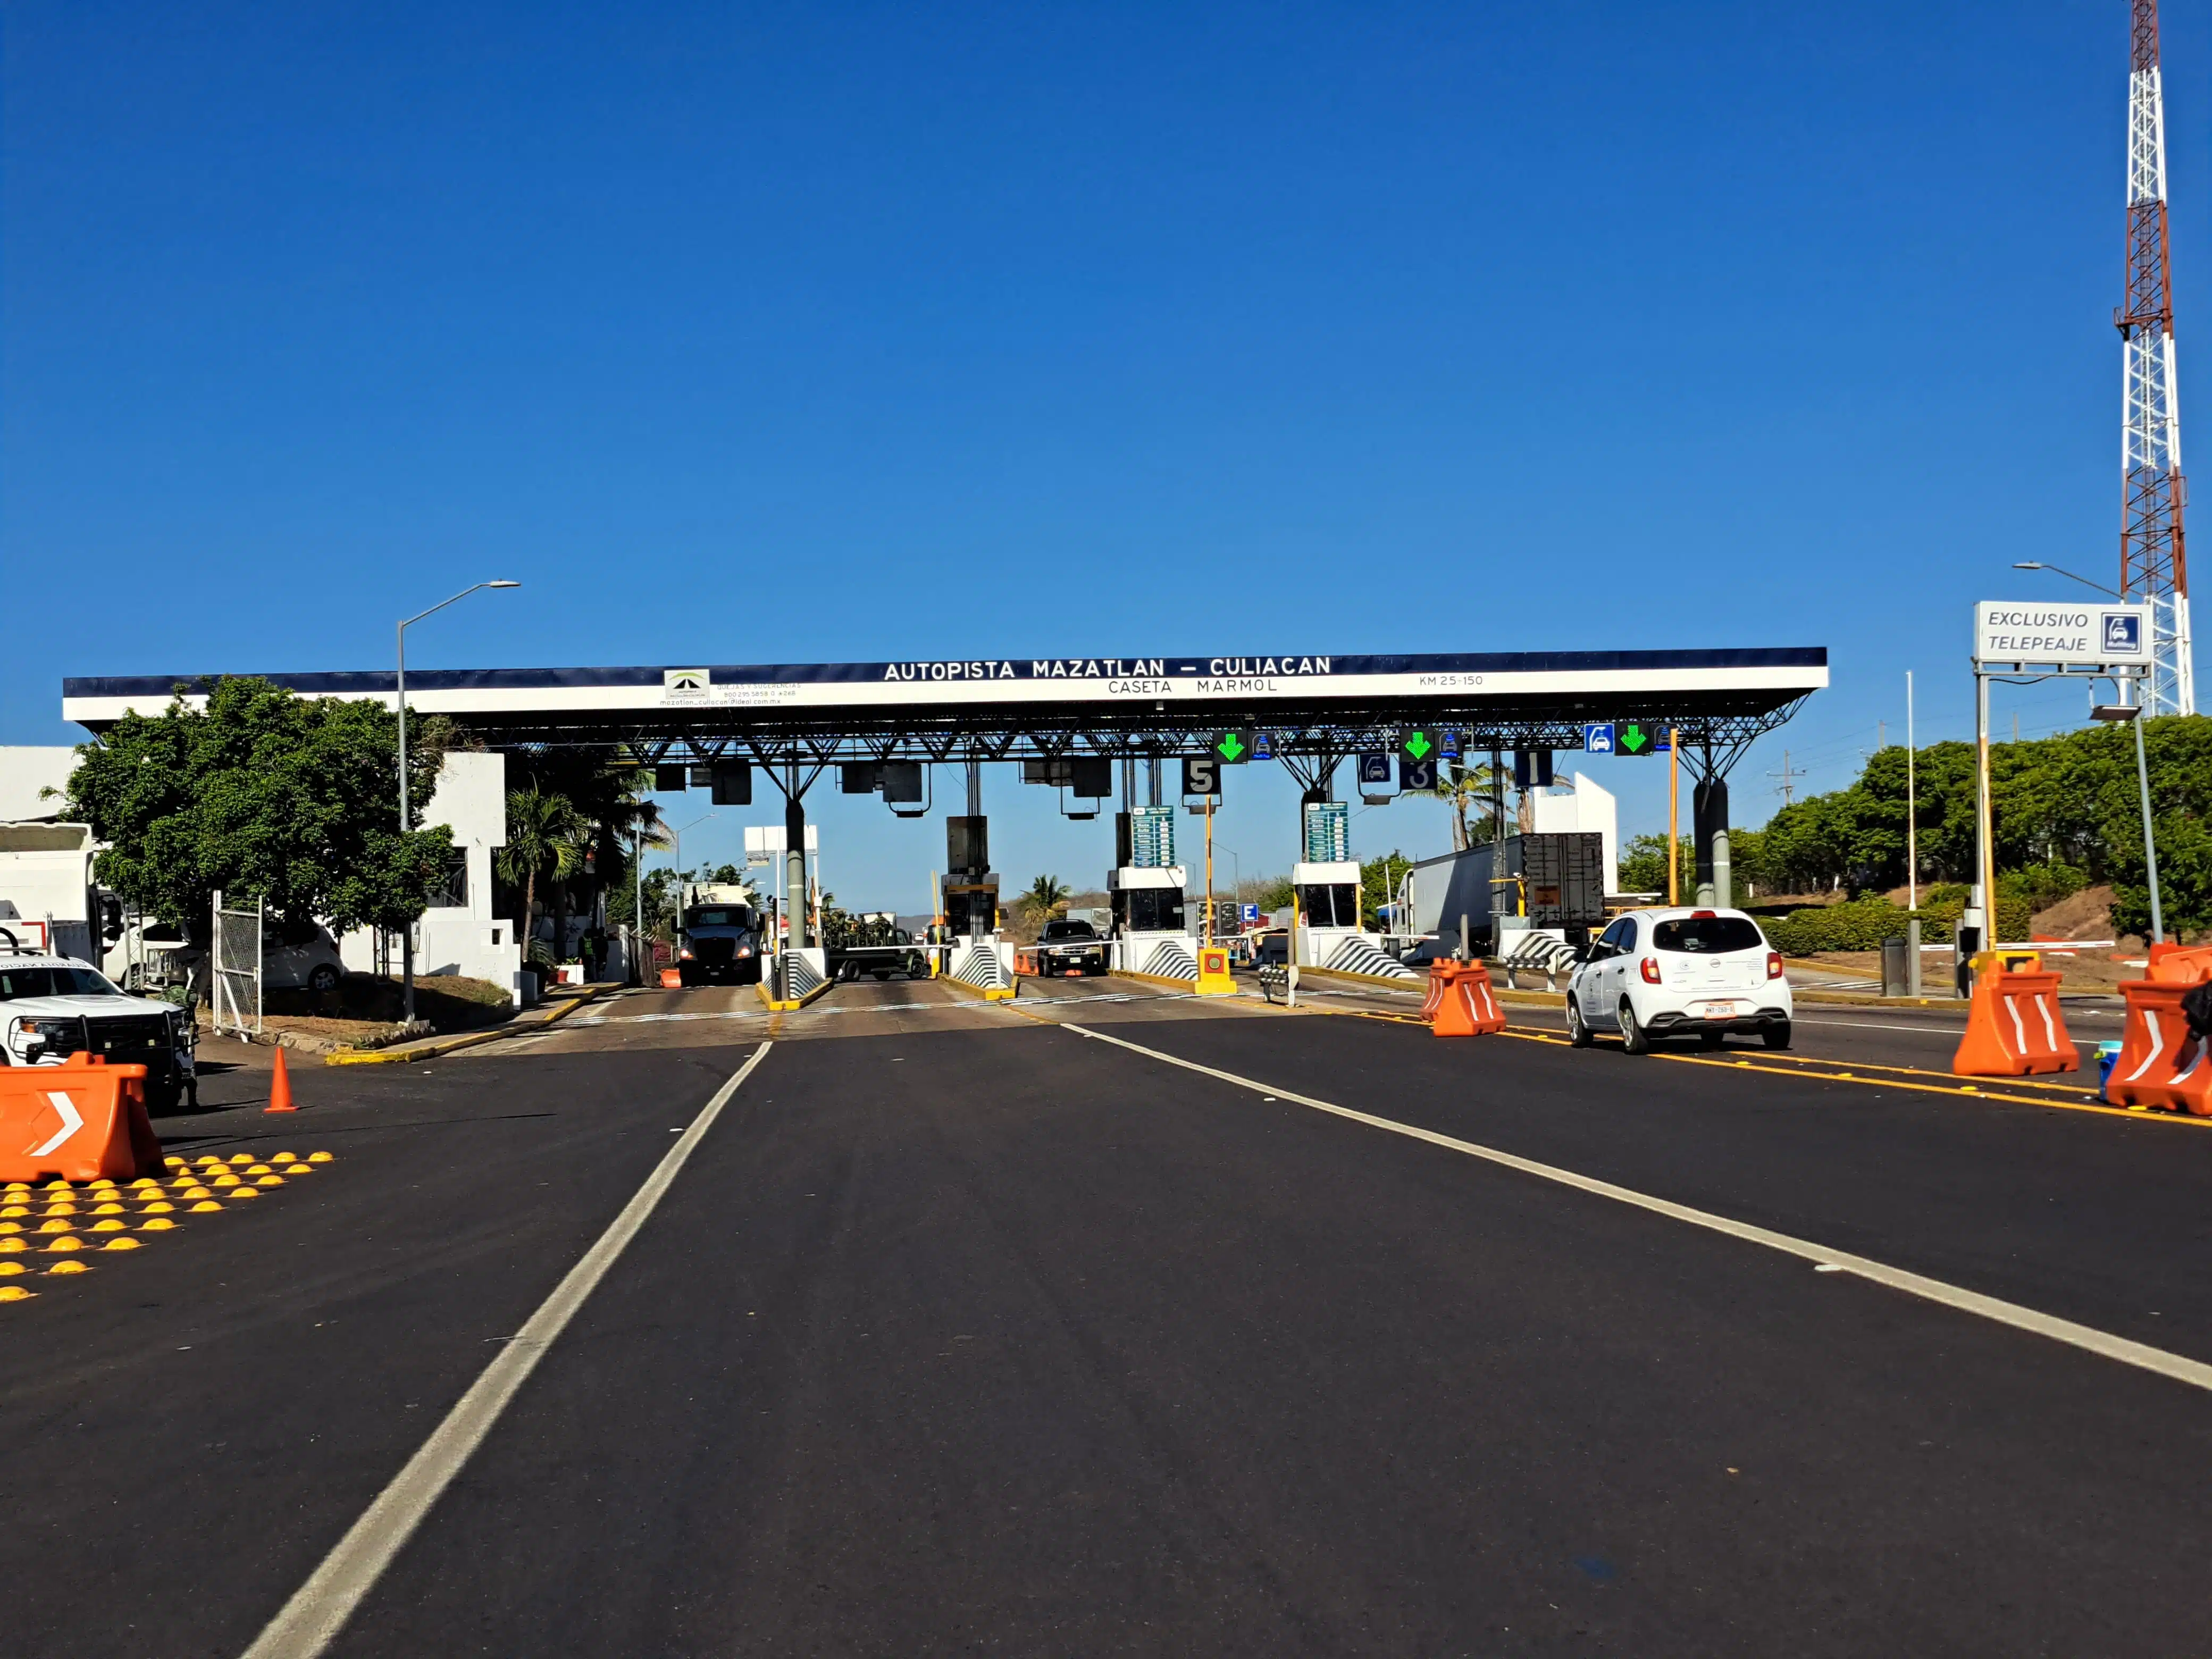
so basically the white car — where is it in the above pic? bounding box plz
[0,951,198,1112]
[1565,907,1792,1053]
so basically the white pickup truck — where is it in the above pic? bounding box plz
[0,950,198,1112]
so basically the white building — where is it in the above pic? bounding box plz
[336,750,523,996]
[1529,772,1619,896]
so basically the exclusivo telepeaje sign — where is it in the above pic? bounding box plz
[1974,601,2152,670]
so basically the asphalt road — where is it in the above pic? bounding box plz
[3,985,2208,1656]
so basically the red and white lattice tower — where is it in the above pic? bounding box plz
[2118,0,2194,713]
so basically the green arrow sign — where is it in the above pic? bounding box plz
[1617,723,1655,756]
[1213,730,1251,763]
[1401,730,1434,761]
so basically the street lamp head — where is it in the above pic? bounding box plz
[2012,562,2044,570]
[487,580,522,589]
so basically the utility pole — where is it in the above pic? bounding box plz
[1769,750,1804,807]
[2119,0,2195,714]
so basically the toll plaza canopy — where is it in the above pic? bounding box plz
[64,647,1825,777]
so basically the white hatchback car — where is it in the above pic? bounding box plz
[1565,907,1792,1053]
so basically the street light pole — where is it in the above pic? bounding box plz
[2012,560,2122,598]
[665,813,716,963]
[397,580,520,1024]
[2092,697,2165,945]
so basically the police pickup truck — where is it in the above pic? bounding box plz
[1,951,197,1111]
[1035,918,1109,976]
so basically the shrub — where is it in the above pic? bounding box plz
[1763,893,2031,957]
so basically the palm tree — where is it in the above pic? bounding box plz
[498,787,584,963]
[1022,874,1071,921]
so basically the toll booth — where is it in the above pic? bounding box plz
[1110,865,1197,979]
[1292,860,1414,978]
[942,874,1000,940]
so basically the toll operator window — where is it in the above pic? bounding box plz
[1123,890,1185,933]
[1295,884,1359,928]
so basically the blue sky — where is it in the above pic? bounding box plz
[3,2,2201,908]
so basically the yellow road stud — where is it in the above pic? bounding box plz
[46,1260,89,1275]
[41,1203,77,1216]
[0,1238,23,1252]
[228,1153,253,1164]
[225,1187,259,1200]
[255,1175,284,1187]
[145,1217,182,1228]
[0,1222,20,1235]
[140,1201,175,1214]
[102,1238,141,1252]
[88,1220,127,1233]
[37,1220,72,1234]
[87,1178,116,1190]
[45,1237,83,1253]
[272,1151,298,1162]
[185,1203,222,1215]
[90,1202,126,1215]
[43,1179,70,1191]
[307,1151,334,1163]
[0,1205,26,1218]
[245,1164,273,1175]
[179,1186,214,1200]
[0,1261,24,1275]
[0,1286,36,1302]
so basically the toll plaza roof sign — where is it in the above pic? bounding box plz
[64,647,1826,763]
[1974,603,2152,674]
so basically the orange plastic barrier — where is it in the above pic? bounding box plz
[2104,979,2212,1114]
[2145,943,2212,985]
[1012,947,1042,976]
[1418,966,1447,1022]
[1429,960,1507,1037]
[659,968,683,988]
[0,1057,166,1183]
[1952,960,2080,1077]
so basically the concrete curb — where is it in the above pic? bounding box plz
[939,974,1019,1002]
[1111,970,1198,992]
[756,974,835,1013]
[325,983,617,1066]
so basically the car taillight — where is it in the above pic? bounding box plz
[679,949,693,960]
[1766,951,1784,980]
[1639,957,1662,984]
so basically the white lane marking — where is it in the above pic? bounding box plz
[1062,1024,2212,1396]
[239,1042,776,1659]
[31,1091,83,1157]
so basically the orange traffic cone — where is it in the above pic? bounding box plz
[265,1045,297,1114]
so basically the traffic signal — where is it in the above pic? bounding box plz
[1210,730,1253,764]
[1615,722,1658,757]
[1398,728,1438,764]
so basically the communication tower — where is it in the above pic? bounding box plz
[2118,0,2194,713]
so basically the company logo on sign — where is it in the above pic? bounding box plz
[664,669,710,692]
[2102,611,2142,654]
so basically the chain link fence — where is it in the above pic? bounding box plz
[211,890,263,1038]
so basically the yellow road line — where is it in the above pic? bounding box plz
[1317,1004,2209,1129]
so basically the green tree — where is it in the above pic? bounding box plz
[497,787,584,964]
[1020,874,1071,921]
[63,677,452,941]
[1360,851,1414,929]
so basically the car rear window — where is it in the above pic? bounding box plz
[1653,917,1765,954]
[1043,921,1097,940]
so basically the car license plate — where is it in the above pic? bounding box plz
[1695,1000,1744,1019]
